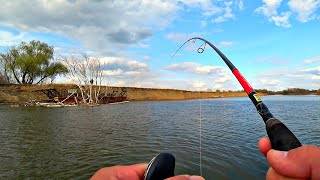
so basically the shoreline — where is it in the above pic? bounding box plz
[0,84,251,103]
[2,84,317,104]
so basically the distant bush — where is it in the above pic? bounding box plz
[276,88,311,95]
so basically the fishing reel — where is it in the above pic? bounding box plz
[144,153,175,180]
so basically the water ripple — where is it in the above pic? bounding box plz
[0,96,319,179]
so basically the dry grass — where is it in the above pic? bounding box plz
[0,92,19,102]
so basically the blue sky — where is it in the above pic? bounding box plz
[0,0,319,91]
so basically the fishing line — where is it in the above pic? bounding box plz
[199,89,203,176]
[196,42,206,177]
[173,41,208,176]
[171,41,204,176]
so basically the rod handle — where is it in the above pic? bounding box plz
[144,153,175,180]
[266,118,302,151]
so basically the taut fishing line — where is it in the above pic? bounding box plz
[173,40,208,176]
[172,40,205,176]
[198,82,203,177]
[195,40,208,177]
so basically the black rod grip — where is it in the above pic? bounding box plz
[266,118,302,151]
[144,153,175,180]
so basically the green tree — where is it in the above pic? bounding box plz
[0,40,68,84]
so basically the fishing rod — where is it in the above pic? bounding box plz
[173,37,302,151]
[144,37,302,180]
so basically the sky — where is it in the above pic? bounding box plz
[0,0,319,91]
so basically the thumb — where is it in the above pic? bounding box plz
[267,145,320,179]
[165,175,205,180]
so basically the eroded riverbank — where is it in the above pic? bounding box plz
[0,84,249,103]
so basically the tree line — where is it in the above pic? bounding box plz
[254,88,320,95]
[208,88,320,95]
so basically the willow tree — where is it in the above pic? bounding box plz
[0,40,68,84]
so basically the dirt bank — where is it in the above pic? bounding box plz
[0,84,251,103]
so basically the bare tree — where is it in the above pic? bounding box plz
[0,49,14,84]
[61,52,104,106]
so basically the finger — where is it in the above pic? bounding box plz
[267,145,320,179]
[258,137,271,157]
[127,163,148,179]
[165,175,205,180]
[266,168,301,180]
[114,163,148,180]
[91,163,148,180]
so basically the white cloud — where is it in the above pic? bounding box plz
[162,62,236,90]
[99,56,149,78]
[251,79,283,91]
[255,0,293,28]
[142,56,151,61]
[255,0,320,27]
[163,62,227,75]
[0,0,179,55]
[311,75,320,80]
[103,69,124,76]
[125,71,143,76]
[90,56,169,88]
[61,56,238,91]
[303,56,320,64]
[260,79,281,86]
[212,1,235,23]
[254,66,320,90]
[255,0,283,17]
[272,12,292,27]
[100,57,148,69]
[191,81,207,88]
[219,41,234,47]
[0,30,27,46]
[196,65,224,74]
[0,30,16,46]
[303,66,320,75]
[302,66,320,85]
[215,75,232,83]
[166,33,200,42]
[113,80,126,87]
[237,0,244,10]
[213,83,225,90]
[180,0,222,16]
[0,0,242,55]
[288,0,320,22]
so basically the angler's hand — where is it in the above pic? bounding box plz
[91,163,205,180]
[258,137,320,180]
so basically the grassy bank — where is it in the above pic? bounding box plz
[0,84,252,103]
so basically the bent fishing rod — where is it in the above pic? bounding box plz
[173,37,302,151]
[144,37,302,180]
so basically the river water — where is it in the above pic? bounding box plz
[0,96,319,179]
